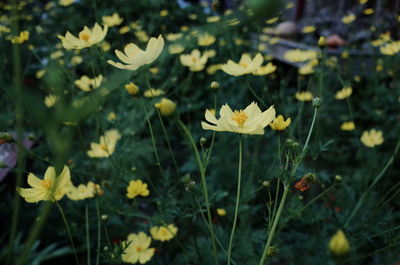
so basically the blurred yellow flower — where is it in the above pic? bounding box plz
[266,17,279,24]
[359,0,368,4]
[160,9,169,16]
[361,129,383,147]
[302,25,315,33]
[334,86,352,100]
[135,30,149,42]
[328,229,350,256]
[59,0,74,6]
[284,49,318,63]
[67,181,102,200]
[380,41,400,56]
[87,129,121,158]
[342,14,356,24]
[207,64,222,75]
[340,121,355,131]
[107,112,117,121]
[71,55,83,65]
[118,26,130,34]
[127,180,149,199]
[168,44,185,54]
[295,91,313,101]
[154,98,176,116]
[10,30,29,44]
[108,35,164,71]
[102,13,123,27]
[269,115,291,131]
[363,8,374,15]
[17,165,72,203]
[44,94,58,108]
[125,82,139,95]
[75,75,103,91]
[201,102,275,135]
[58,23,107,50]
[198,32,216,46]
[166,33,182,41]
[207,16,220,23]
[36,69,46,79]
[122,232,155,264]
[0,25,11,33]
[143,88,164,98]
[217,208,226,216]
[253,62,277,75]
[150,224,178,241]
[221,53,263,76]
[318,36,326,46]
[180,49,208,71]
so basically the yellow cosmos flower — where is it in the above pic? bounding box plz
[359,0,368,4]
[107,112,117,121]
[59,0,74,6]
[363,8,374,15]
[119,26,130,35]
[154,98,176,116]
[102,13,123,27]
[11,30,29,44]
[295,91,313,101]
[207,16,221,23]
[58,23,107,50]
[216,208,226,216]
[380,41,400,56]
[221,53,263,76]
[284,49,318,63]
[180,49,208,72]
[71,55,83,65]
[198,32,216,46]
[107,35,164,71]
[17,165,72,203]
[134,30,149,42]
[150,224,178,241]
[207,64,222,75]
[335,86,352,100]
[269,115,291,131]
[302,25,315,33]
[340,121,355,131]
[166,33,182,41]
[125,82,139,95]
[44,94,58,108]
[127,180,150,199]
[87,129,121,158]
[160,9,169,16]
[201,102,275,135]
[253,62,277,75]
[143,88,164,98]
[122,232,155,264]
[328,229,350,256]
[168,44,185,54]
[360,129,384,148]
[75,75,103,91]
[67,181,102,201]
[342,14,356,24]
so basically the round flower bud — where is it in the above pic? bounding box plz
[312,97,323,108]
[125,82,139,95]
[210,81,219,90]
[328,229,350,256]
[154,98,177,116]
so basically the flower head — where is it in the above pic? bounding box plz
[17,165,72,203]
[198,32,216,46]
[216,208,226,216]
[221,53,263,76]
[143,88,164,98]
[201,102,275,135]
[335,86,352,100]
[253,62,277,76]
[295,91,313,101]
[150,224,178,241]
[154,98,176,116]
[127,180,150,199]
[269,115,291,131]
[11,31,29,44]
[58,23,108,50]
[44,94,58,108]
[122,232,155,264]
[102,13,123,27]
[340,121,355,131]
[67,181,102,200]
[180,49,208,72]
[328,229,350,256]
[87,129,121,158]
[125,82,139,95]
[360,129,383,147]
[75,75,103,91]
[108,35,164,71]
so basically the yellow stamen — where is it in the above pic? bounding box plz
[99,143,108,151]
[239,63,249,68]
[79,32,90,42]
[232,110,248,127]
[135,246,142,252]
[41,179,52,189]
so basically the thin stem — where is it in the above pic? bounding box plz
[95,200,101,265]
[85,204,91,265]
[227,136,243,265]
[245,80,267,108]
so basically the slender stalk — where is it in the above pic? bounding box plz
[227,136,243,265]
[85,204,91,265]
[95,200,101,265]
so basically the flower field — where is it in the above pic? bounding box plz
[1,0,400,264]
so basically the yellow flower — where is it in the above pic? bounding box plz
[102,13,123,27]
[342,14,356,24]
[204,49,216,58]
[302,25,315,33]
[71,55,83,65]
[160,9,169,16]
[58,23,107,50]
[328,229,350,256]
[216,208,226,216]
[207,64,222,75]
[318,36,326,46]
[87,129,121,158]
[107,112,117,121]
[298,61,316,75]
[108,35,164,71]
[122,232,155,264]
[340,121,355,131]
[134,30,149,42]
[44,94,58,108]
[67,181,101,201]
[166,33,182,41]
[17,165,72,203]
[334,86,352,100]
[36,69,46,79]
[11,30,29,44]
[168,44,185,54]
[284,49,318,63]
[150,224,178,241]
[207,16,220,23]
[380,41,400,56]
[253,62,277,76]
[295,91,313,101]
[154,98,176,116]
[119,26,130,35]
[198,32,216,46]
[180,49,208,72]
[269,115,291,131]
[127,180,150,199]
[363,8,374,15]
[125,82,139,95]
[201,102,275,135]
[0,25,11,33]
[75,75,103,91]
[360,129,384,148]
[359,0,368,4]
[59,0,74,6]
[266,17,279,24]
[143,88,164,98]
[221,53,263,76]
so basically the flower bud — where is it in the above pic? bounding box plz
[200,137,207,146]
[125,82,139,95]
[328,229,350,256]
[312,97,323,108]
[210,81,219,90]
[154,98,177,116]
[318,36,326,46]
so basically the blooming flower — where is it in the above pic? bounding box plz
[17,165,72,203]
[102,13,123,27]
[201,102,275,135]
[59,0,74,6]
[67,181,102,200]
[342,14,356,24]
[108,35,164,70]
[360,129,384,147]
[284,49,318,63]
[75,75,103,91]
[363,8,374,15]
[180,49,208,71]
[168,44,185,54]
[340,121,355,131]
[197,32,216,46]
[143,88,164,98]
[87,129,121,158]
[58,23,107,50]
[269,115,291,131]
[154,98,176,116]
[127,180,150,199]
[295,91,313,101]
[44,94,58,108]
[253,62,277,75]
[217,208,226,216]
[125,82,139,95]
[334,86,352,100]
[302,25,315,33]
[122,232,155,264]
[328,229,350,256]
[221,53,263,76]
[10,31,29,44]
[150,224,178,241]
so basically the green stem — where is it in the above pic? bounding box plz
[85,204,91,265]
[95,200,101,265]
[227,136,243,265]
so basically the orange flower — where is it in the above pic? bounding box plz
[294,177,310,192]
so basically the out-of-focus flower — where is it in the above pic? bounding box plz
[107,112,117,121]
[180,49,208,71]
[294,177,310,192]
[270,115,291,131]
[11,31,29,44]
[302,25,315,33]
[363,8,374,15]
[318,36,326,46]
[36,69,46,79]
[127,180,149,199]
[58,23,107,50]
[334,86,352,100]
[380,41,400,56]
[71,55,83,65]
[168,44,185,54]
[329,229,350,256]
[150,224,178,241]
[44,94,58,108]
[67,181,102,200]
[143,88,164,98]
[75,75,103,91]
[122,232,155,264]
[326,34,345,47]
[154,98,176,116]
[17,165,72,203]
[201,102,275,135]
[266,17,279,24]
[295,91,313,101]
[119,26,130,34]
[221,53,263,76]
[0,25,11,33]
[342,14,356,24]
[125,82,139,95]
[204,49,216,58]
[87,129,121,158]
[360,129,383,147]
[207,64,222,75]
[198,32,216,46]
[102,13,123,27]
[59,0,74,6]
[166,33,182,41]
[160,9,169,16]
[359,0,368,4]
[284,49,318,63]
[217,208,226,216]
[253,62,277,75]
[207,16,220,22]
[108,35,164,71]
[340,121,355,131]
[135,30,149,42]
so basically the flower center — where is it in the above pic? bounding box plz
[99,143,108,151]
[79,32,90,42]
[135,246,142,252]
[41,179,52,189]
[239,62,249,68]
[232,110,248,127]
